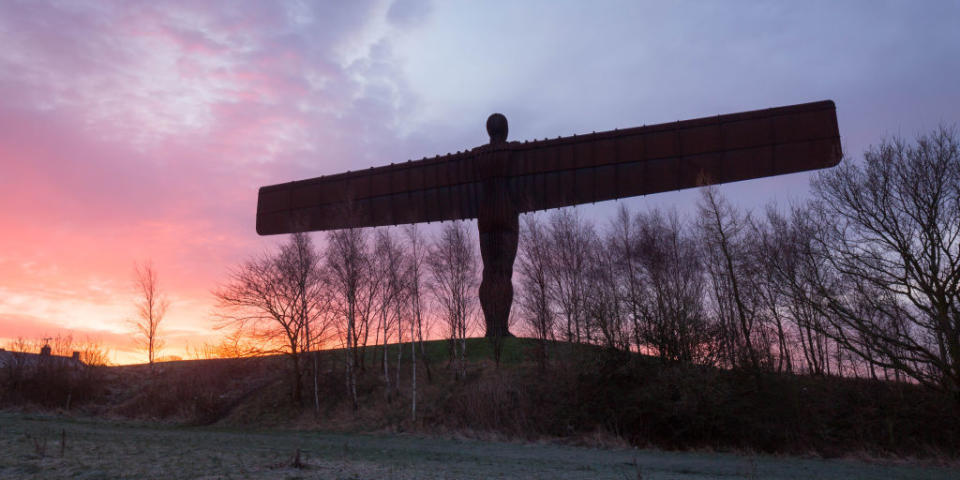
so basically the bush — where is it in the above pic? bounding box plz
[0,353,105,409]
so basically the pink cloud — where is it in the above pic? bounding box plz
[0,1,430,362]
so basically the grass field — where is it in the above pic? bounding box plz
[337,336,536,366]
[1,412,956,480]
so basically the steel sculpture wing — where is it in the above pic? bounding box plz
[256,100,841,235]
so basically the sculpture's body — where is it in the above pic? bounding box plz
[476,114,520,337]
[257,101,842,338]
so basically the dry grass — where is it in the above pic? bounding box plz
[6,338,960,460]
[2,412,958,480]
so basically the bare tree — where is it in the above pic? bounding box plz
[517,214,555,368]
[213,233,324,405]
[132,261,169,366]
[73,336,111,367]
[632,209,712,363]
[344,234,383,375]
[373,228,407,401]
[325,227,369,411]
[698,188,764,370]
[6,334,110,366]
[759,208,810,373]
[750,208,797,373]
[585,234,628,351]
[428,221,478,379]
[547,210,595,344]
[405,224,430,420]
[803,128,960,398]
[278,232,329,413]
[608,206,646,355]
[191,327,262,360]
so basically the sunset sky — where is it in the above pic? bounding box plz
[1,1,958,364]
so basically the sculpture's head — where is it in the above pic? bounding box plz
[486,113,508,144]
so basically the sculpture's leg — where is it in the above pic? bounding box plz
[478,211,519,338]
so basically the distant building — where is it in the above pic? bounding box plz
[0,345,84,370]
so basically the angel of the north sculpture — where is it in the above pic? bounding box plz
[257,100,842,339]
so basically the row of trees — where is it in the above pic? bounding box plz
[211,128,960,408]
[515,128,959,400]
[213,221,482,418]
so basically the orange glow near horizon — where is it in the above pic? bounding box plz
[4,3,959,364]
[0,2,389,364]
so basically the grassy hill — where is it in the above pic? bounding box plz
[3,337,959,458]
[329,335,535,365]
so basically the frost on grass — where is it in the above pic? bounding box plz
[0,413,955,480]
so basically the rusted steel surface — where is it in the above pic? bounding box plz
[256,100,841,235]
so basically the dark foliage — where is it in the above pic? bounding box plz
[110,357,270,424]
[0,355,105,409]
[4,339,958,457]
[430,345,960,456]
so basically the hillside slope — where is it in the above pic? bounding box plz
[3,337,959,458]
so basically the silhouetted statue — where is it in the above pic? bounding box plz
[256,101,842,339]
[476,113,519,338]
